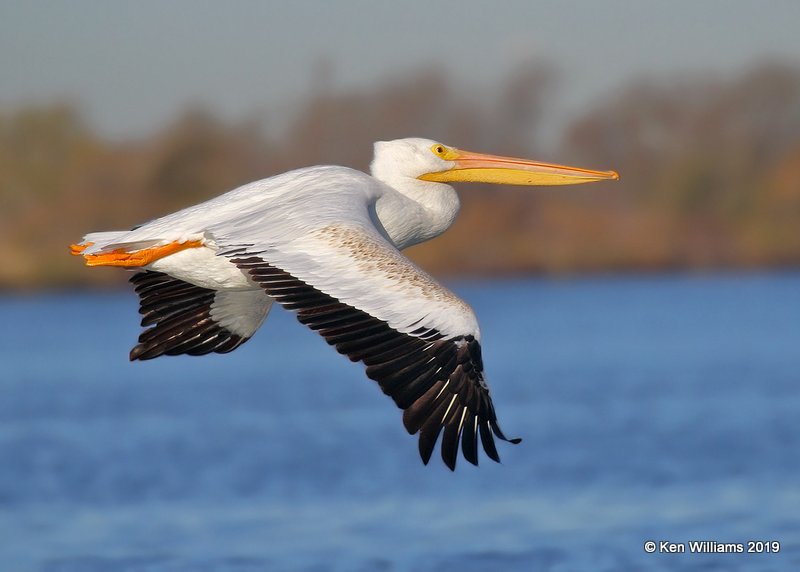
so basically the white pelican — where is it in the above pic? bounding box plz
[70,138,618,470]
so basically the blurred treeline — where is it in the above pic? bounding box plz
[1,60,799,289]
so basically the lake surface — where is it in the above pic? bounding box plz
[1,273,798,571]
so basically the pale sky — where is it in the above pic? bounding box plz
[2,1,799,140]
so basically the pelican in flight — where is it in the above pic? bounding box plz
[70,138,617,470]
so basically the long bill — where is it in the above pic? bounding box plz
[419,148,619,186]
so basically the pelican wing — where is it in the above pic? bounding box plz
[209,198,519,469]
[129,271,272,360]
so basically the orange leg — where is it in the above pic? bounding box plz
[72,240,203,268]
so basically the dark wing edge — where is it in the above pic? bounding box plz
[230,253,521,470]
[128,271,249,360]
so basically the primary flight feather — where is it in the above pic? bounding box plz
[71,137,618,470]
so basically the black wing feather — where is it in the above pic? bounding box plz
[231,255,519,470]
[128,271,248,360]
[461,413,479,466]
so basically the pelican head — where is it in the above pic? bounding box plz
[371,137,618,188]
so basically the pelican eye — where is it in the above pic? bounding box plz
[429,144,459,162]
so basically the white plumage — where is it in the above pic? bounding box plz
[72,137,617,469]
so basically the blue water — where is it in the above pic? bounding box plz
[1,273,798,571]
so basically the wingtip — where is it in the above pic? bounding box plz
[479,422,501,464]
[129,344,151,361]
[419,435,435,465]
[491,420,521,444]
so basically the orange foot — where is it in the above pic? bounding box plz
[70,240,203,268]
[69,242,93,255]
